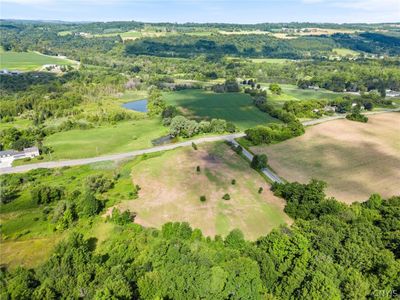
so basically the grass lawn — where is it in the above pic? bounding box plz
[42,118,167,159]
[163,89,280,130]
[251,113,400,203]
[113,141,290,240]
[0,51,75,71]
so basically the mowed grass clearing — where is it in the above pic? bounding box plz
[262,83,340,107]
[0,51,75,71]
[44,118,167,159]
[251,113,400,203]
[164,89,280,130]
[114,142,291,240]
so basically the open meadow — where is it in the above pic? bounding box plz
[0,51,75,71]
[112,141,291,240]
[164,89,279,130]
[262,83,340,107]
[43,118,167,159]
[251,113,400,203]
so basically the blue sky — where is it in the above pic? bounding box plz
[1,0,399,23]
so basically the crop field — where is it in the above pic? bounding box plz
[163,89,280,130]
[251,113,400,203]
[272,27,357,39]
[43,118,167,159]
[113,142,291,240]
[0,51,75,71]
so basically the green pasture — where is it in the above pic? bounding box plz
[332,48,360,57]
[262,83,340,107]
[163,89,279,130]
[43,118,167,159]
[0,51,75,71]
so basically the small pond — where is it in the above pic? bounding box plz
[122,99,148,113]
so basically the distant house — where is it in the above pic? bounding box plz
[386,90,400,97]
[0,69,22,75]
[0,147,40,168]
[307,85,320,90]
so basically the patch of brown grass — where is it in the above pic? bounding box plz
[112,142,290,240]
[252,113,400,203]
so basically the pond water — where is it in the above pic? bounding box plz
[122,99,148,113]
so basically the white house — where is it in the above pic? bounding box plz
[0,147,40,168]
[386,90,400,97]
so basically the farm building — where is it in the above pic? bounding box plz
[0,147,40,168]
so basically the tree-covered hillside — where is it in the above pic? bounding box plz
[1,179,399,299]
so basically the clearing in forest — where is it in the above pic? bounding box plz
[251,113,400,203]
[115,142,291,240]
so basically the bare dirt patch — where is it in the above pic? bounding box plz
[252,113,400,203]
[114,142,290,240]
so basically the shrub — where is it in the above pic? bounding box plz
[78,191,103,217]
[258,187,263,194]
[251,154,268,170]
[109,208,135,225]
[269,83,282,95]
[192,142,198,150]
[225,122,237,133]
[196,166,200,172]
[31,185,64,205]
[222,193,231,200]
[346,112,368,123]
[233,145,243,154]
[86,174,114,193]
[231,179,236,185]
[200,195,206,202]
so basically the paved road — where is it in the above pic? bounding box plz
[229,139,284,184]
[2,109,398,176]
[0,133,245,175]
[302,108,400,126]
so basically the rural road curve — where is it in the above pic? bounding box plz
[302,108,400,126]
[229,140,284,184]
[0,133,245,175]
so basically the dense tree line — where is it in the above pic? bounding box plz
[1,177,399,299]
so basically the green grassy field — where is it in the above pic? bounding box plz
[42,118,167,159]
[163,89,280,130]
[332,48,360,57]
[114,141,290,240]
[262,83,340,107]
[0,51,75,71]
